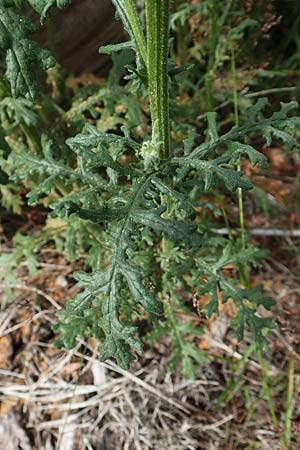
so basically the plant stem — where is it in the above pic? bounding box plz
[215,342,256,407]
[123,0,147,64]
[283,357,295,449]
[146,0,170,159]
[175,0,189,69]
[231,46,249,287]
[257,350,279,429]
[206,0,218,111]
[112,0,147,66]
[20,123,42,153]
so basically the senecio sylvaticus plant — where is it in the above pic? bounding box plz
[0,0,300,375]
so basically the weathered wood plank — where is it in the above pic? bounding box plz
[28,0,124,74]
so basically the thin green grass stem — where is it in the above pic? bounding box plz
[231,47,249,287]
[257,349,279,429]
[283,357,295,449]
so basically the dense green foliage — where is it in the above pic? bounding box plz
[0,0,299,375]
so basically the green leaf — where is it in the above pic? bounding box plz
[174,99,300,192]
[205,112,219,142]
[56,249,161,368]
[6,134,109,204]
[55,166,201,367]
[0,97,38,126]
[134,207,202,247]
[27,0,70,21]
[55,176,167,368]
[194,241,275,347]
[120,262,161,315]
[172,156,252,192]
[221,281,275,344]
[99,41,134,55]
[0,6,55,99]
[245,97,269,123]
[66,124,141,153]
[227,141,268,168]
[201,282,219,318]
[151,176,195,218]
[64,203,128,223]
[190,99,300,159]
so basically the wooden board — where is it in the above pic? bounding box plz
[28,0,124,74]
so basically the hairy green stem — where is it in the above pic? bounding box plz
[123,0,147,64]
[113,0,147,66]
[146,0,170,159]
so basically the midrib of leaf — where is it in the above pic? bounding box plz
[109,174,152,280]
[102,174,153,349]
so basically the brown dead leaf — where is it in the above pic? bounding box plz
[0,336,12,369]
[66,73,105,89]
[217,288,237,317]
[60,362,82,379]
[254,177,291,204]
[262,146,292,172]
[197,293,210,309]
[197,335,212,350]
[0,399,17,416]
